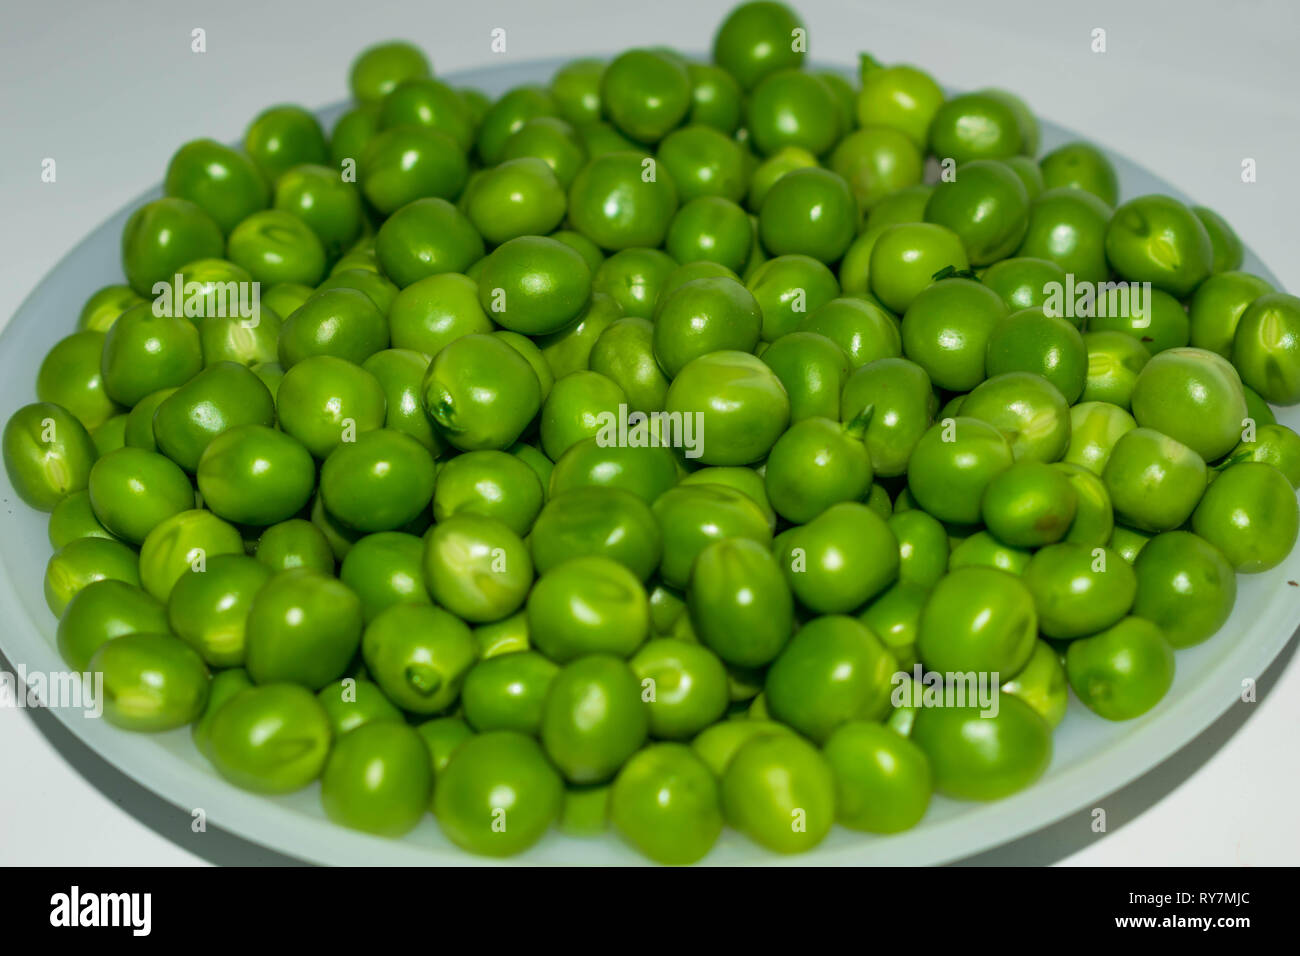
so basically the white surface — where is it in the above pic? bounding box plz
[1,0,1298,867]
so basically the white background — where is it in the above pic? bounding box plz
[1,0,1298,865]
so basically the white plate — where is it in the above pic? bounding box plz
[1,57,1294,866]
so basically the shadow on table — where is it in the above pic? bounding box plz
[7,627,1298,867]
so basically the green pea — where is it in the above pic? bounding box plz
[90,632,210,731]
[276,355,387,459]
[320,721,432,837]
[166,554,273,667]
[609,743,722,864]
[120,198,224,296]
[1192,462,1299,572]
[916,566,1037,677]
[1066,617,1176,721]
[78,284,146,332]
[663,351,790,466]
[56,580,168,672]
[255,519,335,574]
[87,447,194,544]
[721,733,835,854]
[315,677,403,737]
[541,655,648,784]
[1000,639,1069,729]
[1231,293,1300,405]
[423,513,533,623]
[4,402,98,511]
[227,210,327,287]
[208,683,333,793]
[1102,428,1207,532]
[422,334,542,452]
[1105,195,1213,298]
[568,151,679,251]
[887,509,949,589]
[44,536,140,617]
[630,638,729,739]
[906,416,1014,524]
[985,307,1087,403]
[244,568,362,688]
[530,486,661,581]
[100,303,203,407]
[824,720,932,833]
[980,460,1078,548]
[912,695,1052,801]
[948,530,1032,575]
[961,371,1071,464]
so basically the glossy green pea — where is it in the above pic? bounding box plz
[906,416,1013,524]
[765,415,872,523]
[118,391,169,452]
[152,362,276,472]
[378,76,474,151]
[43,536,140,617]
[319,429,436,533]
[1132,531,1236,648]
[924,159,1029,265]
[712,1,805,90]
[758,167,856,264]
[598,49,689,143]
[653,277,762,378]
[1037,140,1119,205]
[1130,347,1248,462]
[226,210,327,287]
[1192,462,1299,572]
[927,91,1024,164]
[208,683,332,793]
[829,126,923,213]
[196,424,315,526]
[422,334,541,452]
[166,554,272,667]
[999,639,1068,729]
[1081,331,1150,408]
[78,284,146,332]
[948,530,1032,575]
[464,157,567,244]
[854,58,943,149]
[541,655,648,785]
[499,116,588,190]
[609,744,721,864]
[857,580,926,670]
[263,282,314,317]
[1015,187,1112,284]
[1102,427,1207,532]
[423,513,533,623]
[337,531,431,623]
[869,222,970,315]
[912,695,1051,801]
[243,568,362,689]
[745,255,840,343]
[360,349,442,454]
[476,85,558,166]
[985,307,1087,403]
[1066,617,1176,721]
[362,603,477,714]
[198,304,282,370]
[530,486,661,581]
[1085,287,1189,355]
[3,402,98,511]
[329,105,381,168]
[591,249,676,320]
[1188,271,1274,358]
[430,450,541,537]
[1192,205,1244,273]
[37,331,122,431]
[273,164,363,258]
[1054,460,1115,548]
[415,714,474,780]
[473,610,532,660]
[746,68,840,157]
[1231,293,1300,405]
[243,105,328,182]
[864,183,933,231]
[777,501,899,613]
[665,197,752,273]
[435,730,563,856]
[551,58,605,126]
[56,580,168,672]
[1002,155,1045,198]
[192,667,254,758]
[657,125,747,204]
[350,41,431,105]
[658,261,741,302]
[255,519,335,574]
[539,370,626,461]
[916,566,1037,677]
[588,318,671,412]
[1228,423,1300,488]
[663,350,790,466]
[799,297,901,369]
[887,509,948,589]
[745,146,818,212]
[86,447,193,544]
[840,358,936,477]
[89,632,209,732]
[980,460,1077,548]
[960,371,1071,464]
[48,489,117,549]
[900,278,1007,391]
[765,615,895,742]
[687,537,793,667]
[1105,195,1213,298]
[536,292,623,379]
[494,330,555,402]
[138,509,244,601]
[824,720,931,833]
[320,721,432,837]
[460,651,558,735]
[691,720,791,778]
[549,437,680,503]
[374,197,483,288]
[721,733,834,854]
[631,638,729,739]
[1109,524,1153,565]
[837,227,887,296]
[569,150,681,252]
[1022,542,1136,639]
[278,288,388,369]
[685,62,743,132]
[652,483,772,589]
[980,257,1068,313]
[527,556,648,662]
[759,331,849,423]
[100,303,203,407]
[387,273,492,357]
[120,198,224,296]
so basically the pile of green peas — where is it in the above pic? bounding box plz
[5,0,1300,864]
